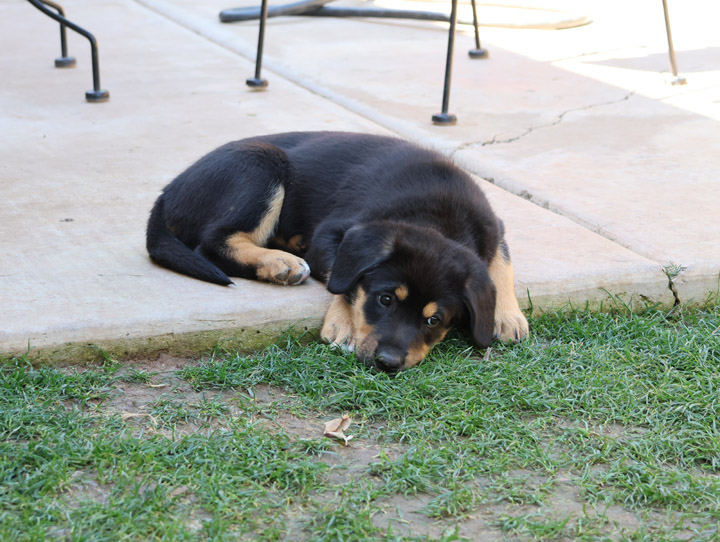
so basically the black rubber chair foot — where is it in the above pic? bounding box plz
[468,48,489,59]
[432,112,457,126]
[55,56,76,68]
[85,89,109,102]
[246,77,268,89]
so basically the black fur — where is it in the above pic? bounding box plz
[147,131,502,362]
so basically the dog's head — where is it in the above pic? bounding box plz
[326,222,496,372]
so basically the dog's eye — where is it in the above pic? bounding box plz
[426,315,441,327]
[378,293,393,307]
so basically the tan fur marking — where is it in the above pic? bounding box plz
[405,345,431,369]
[405,328,449,369]
[488,242,529,342]
[254,186,285,245]
[224,186,309,285]
[321,295,354,346]
[422,302,439,319]
[351,288,379,358]
[394,285,409,301]
[322,289,379,355]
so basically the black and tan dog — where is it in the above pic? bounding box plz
[146,131,528,372]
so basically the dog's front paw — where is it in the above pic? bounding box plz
[323,326,356,352]
[257,253,311,285]
[321,295,356,350]
[494,309,529,343]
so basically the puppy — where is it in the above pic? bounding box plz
[146,131,529,371]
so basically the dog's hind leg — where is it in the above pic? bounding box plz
[488,235,529,342]
[203,184,310,286]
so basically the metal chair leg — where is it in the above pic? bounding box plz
[35,0,76,67]
[661,0,685,84]
[468,0,488,59]
[26,0,109,101]
[431,0,458,125]
[246,0,270,89]
[236,0,478,123]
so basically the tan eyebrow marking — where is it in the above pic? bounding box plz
[394,284,409,301]
[422,302,439,318]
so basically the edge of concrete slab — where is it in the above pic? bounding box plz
[673,267,720,308]
[2,317,322,366]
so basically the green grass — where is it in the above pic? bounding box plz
[2,304,720,540]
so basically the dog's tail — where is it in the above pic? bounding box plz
[146,196,233,286]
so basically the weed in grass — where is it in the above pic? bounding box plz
[493,506,631,541]
[293,438,334,456]
[307,500,381,541]
[61,482,196,541]
[195,395,230,421]
[482,472,555,506]
[495,511,572,539]
[423,485,481,519]
[581,460,720,513]
[114,367,155,384]
[149,395,197,426]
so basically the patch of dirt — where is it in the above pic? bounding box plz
[96,355,402,463]
[372,492,506,541]
[552,417,650,441]
[63,469,113,507]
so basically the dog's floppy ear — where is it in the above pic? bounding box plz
[327,224,393,294]
[463,264,496,348]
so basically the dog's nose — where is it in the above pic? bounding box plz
[374,348,405,373]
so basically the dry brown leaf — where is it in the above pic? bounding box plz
[324,414,352,434]
[323,414,354,446]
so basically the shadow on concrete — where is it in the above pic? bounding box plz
[583,46,720,73]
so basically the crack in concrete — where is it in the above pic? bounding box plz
[667,275,681,306]
[663,263,685,307]
[451,91,635,156]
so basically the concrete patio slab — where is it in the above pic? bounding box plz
[153,0,718,301]
[1,0,715,363]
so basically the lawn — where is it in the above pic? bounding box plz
[2,303,720,541]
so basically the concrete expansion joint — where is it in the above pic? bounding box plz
[452,91,636,154]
